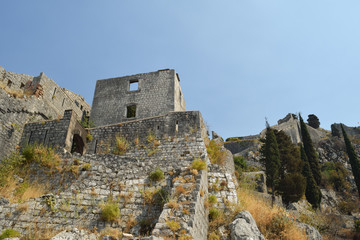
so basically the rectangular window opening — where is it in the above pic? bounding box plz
[20,83,25,89]
[129,80,139,91]
[62,98,65,107]
[126,105,136,118]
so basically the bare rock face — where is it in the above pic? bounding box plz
[229,211,265,240]
[297,223,323,240]
[241,171,267,193]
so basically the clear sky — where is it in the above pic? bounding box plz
[1,1,360,139]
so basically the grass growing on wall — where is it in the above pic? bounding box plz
[0,144,68,203]
[113,136,129,155]
[206,140,226,165]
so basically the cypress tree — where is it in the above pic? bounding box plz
[341,124,360,198]
[299,114,321,185]
[301,145,321,208]
[260,124,281,207]
[274,130,306,204]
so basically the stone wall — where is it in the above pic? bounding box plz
[0,66,91,160]
[224,139,260,155]
[90,69,186,127]
[88,111,202,154]
[0,124,210,238]
[0,66,90,122]
[20,110,88,154]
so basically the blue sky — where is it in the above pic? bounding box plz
[1,1,360,139]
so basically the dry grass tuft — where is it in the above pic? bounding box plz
[100,227,123,239]
[237,188,307,240]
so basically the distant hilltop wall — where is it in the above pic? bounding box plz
[331,123,360,138]
[0,66,91,160]
[90,69,185,127]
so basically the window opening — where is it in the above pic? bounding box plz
[129,80,139,91]
[62,98,65,107]
[20,83,25,89]
[126,105,136,118]
[7,80,12,88]
[157,126,160,130]
[176,121,179,132]
[80,105,83,110]
[75,100,79,107]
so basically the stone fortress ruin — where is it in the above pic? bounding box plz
[0,67,237,239]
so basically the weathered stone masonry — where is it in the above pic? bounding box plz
[0,66,91,160]
[90,69,185,127]
[20,110,88,154]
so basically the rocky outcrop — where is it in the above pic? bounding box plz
[297,223,323,240]
[241,171,267,193]
[229,211,265,240]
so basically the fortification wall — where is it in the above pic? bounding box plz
[20,110,88,154]
[88,111,202,154]
[0,125,210,238]
[90,69,185,126]
[0,67,91,160]
[224,139,260,155]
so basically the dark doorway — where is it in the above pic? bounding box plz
[71,134,84,155]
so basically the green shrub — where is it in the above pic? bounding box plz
[0,151,25,186]
[101,202,120,222]
[206,140,226,165]
[86,133,93,141]
[79,118,96,128]
[0,229,20,240]
[209,208,221,220]
[192,158,206,171]
[82,163,91,171]
[208,195,217,205]
[166,220,180,232]
[149,168,164,182]
[22,144,60,168]
[321,162,349,191]
[355,219,360,232]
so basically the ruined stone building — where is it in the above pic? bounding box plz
[91,69,185,126]
[0,66,90,160]
[17,69,191,156]
[0,67,238,240]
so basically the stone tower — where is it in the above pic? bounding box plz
[90,69,186,126]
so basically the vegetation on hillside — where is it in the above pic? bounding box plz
[299,114,321,186]
[300,146,321,209]
[260,122,281,206]
[341,125,360,198]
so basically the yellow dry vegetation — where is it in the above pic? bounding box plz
[237,188,307,240]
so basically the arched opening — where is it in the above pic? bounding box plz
[71,134,84,155]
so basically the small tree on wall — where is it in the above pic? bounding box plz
[307,114,320,129]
